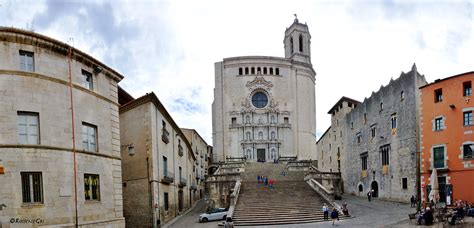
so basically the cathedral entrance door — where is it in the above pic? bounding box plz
[257,149,266,162]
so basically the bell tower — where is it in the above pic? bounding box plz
[284,15,311,64]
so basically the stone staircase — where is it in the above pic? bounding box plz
[233,163,341,226]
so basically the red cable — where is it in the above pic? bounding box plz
[68,46,79,228]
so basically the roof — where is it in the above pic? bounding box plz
[180,128,208,147]
[419,71,474,89]
[118,86,134,105]
[327,96,361,114]
[316,126,331,144]
[119,92,196,161]
[0,27,124,81]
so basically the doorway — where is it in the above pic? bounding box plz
[371,181,379,197]
[178,190,183,212]
[257,149,265,162]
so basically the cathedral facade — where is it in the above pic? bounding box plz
[212,19,316,162]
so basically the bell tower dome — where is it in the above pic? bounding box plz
[284,15,311,64]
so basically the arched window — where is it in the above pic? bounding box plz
[263,67,267,74]
[290,37,294,53]
[275,68,279,75]
[246,132,251,140]
[238,68,243,75]
[258,131,263,140]
[271,131,275,140]
[299,34,303,52]
[251,67,255,74]
[269,68,273,75]
[245,67,249,75]
[257,67,261,74]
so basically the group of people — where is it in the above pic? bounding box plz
[322,203,340,225]
[256,175,274,189]
[415,199,473,225]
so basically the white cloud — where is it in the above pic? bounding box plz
[1,0,472,144]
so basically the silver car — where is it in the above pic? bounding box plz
[199,208,228,222]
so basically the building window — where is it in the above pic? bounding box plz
[402,178,408,190]
[164,192,169,211]
[178,139,183,157]
[245,67,249,75]
[364,113,367,124]
[361,152,368,171]
[231,117,236,124]
[391,114,397,129]
[269,68,274,75]
[19,50,34,72]
[238,68,243,75]
[82,123,97,152]
[251,92,268,108]
[357,134,361,144]
[433,146,445,168]
[464,111,473,126]
[434,117,443,131]
[400,91,405,101]
[329,144,332,150]
[257,67,261,74]
[380,144,390,166]
[21,172,43,203]
[84,174,100,201]
[81,70,93,90]
[290,37,294,53]
[275,68,279,75]
[464,81,472,96]
[251,67,255,74]
[284,117,289,124]
[434,89,443,103]
[380,102,383,111]
[163,156,168,176]
[263,67,267,74]
[464,143,473,159]
[17,112,40,145]
[299,34,303,52]
[162,120,170,144]
[351,122,354,129]
[371,127,376,139]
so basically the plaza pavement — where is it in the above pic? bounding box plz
[164,194,474,227]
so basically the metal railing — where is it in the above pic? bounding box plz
[179,177,187,186]
[161,171,174,183]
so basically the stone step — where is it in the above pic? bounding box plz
[233,217,348,226]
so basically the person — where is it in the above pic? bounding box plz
[423,207,434,225]
[450,204,465,225]
[269,179,274,189]
[330,207,339,225]
[264,176,269,186]
[410,195,416,208]
[257,175,261,184]
[322,203,329,220]
[341,202,349,216]
[367,190,372,202]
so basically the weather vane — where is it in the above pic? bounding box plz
[294,14,298,22]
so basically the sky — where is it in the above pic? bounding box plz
[1,0,473,144]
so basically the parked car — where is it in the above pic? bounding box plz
[199,208,228,222]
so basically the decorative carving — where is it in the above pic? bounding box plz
[246,77,273,89]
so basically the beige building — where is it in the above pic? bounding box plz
[212,18,317,162]
[119,91,200,227]
[317,97,360,172]
[0,28,124,227]
[181,128,209,199]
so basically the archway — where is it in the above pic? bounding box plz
[371,181,379,198]
[178,190,184,212]
[358,184,363,193]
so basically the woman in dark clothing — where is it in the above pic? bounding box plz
[330,207,339,225]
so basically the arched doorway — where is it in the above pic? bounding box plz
[371,181,379,198]
[358,184,363,193]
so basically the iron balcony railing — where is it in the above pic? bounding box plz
[161,171,174,184]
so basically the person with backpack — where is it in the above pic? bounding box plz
[331,207,339,225]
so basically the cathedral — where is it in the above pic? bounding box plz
[212,18,317,162]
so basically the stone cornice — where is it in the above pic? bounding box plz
[0,144,121,160]
[0,27,124,82]
[0,70,119,106]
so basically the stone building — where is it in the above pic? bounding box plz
[212,18,317,162]
[0,27,124,227]
[317,97,360,173]
[318,65,427,201]
[181,128,210,200]
[119,91,199,227]
[343,65,427,201]
[419,72,474,203]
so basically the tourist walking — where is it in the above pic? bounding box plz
[330,207,339,225]
[410,195,416,208]
[367,190,372,202]
[322,203,329,220]
[264,176,268,186]
[269,179,274,189]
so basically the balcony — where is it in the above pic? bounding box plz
[190,181,197,190]
[178,145,183,157]
[161,171,174,184]
[195,173,200,179]
[178,177,187,187]
[162,128,170,144]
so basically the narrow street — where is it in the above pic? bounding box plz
[165,199,223,228]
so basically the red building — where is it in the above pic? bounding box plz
[420,72,473,204]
